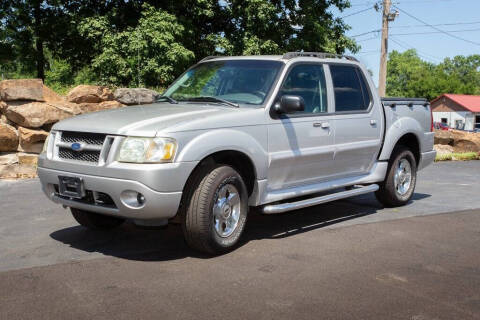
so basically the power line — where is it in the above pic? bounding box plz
[356,35,379,42]
[392,4,480,47]
[340,6,375,18]
[389,37,442,62]
[351,20,480,38]
[391,27,480,36]
[353,26,480,38]
[351,30,381,38]
[390,21,480,29]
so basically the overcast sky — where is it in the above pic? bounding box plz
[335,0,480,86]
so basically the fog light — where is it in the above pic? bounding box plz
[120,190,146,209]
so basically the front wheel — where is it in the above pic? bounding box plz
[375,147,417,207]
[70,208,125,230]
[181,165,249,254]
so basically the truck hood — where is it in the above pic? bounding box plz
[52,103,258,137]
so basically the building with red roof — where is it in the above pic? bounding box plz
[431,94,480,131]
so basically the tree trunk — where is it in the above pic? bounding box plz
[36,38,45,80]
[33,0,45,80]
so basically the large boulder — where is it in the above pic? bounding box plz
[67,85,113,103]
[77,100,125,113]
[17,152,38,166]
[0,153,18,165]
[5,101,74,128]
[46,101,83,115]
[17,127,48,153]
[0,122,19,152]
[0,79,44,101]
[114,88,159,105]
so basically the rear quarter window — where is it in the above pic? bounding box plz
[330,65,371,112]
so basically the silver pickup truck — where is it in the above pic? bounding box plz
[38,52,436,254]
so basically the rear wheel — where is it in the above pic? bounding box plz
[181,165,248,254]
[375,147,417,207]
[70,208,125,230]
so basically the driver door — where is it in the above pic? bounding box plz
[267,63,336,191]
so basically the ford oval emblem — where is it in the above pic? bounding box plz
[71,142,83,151]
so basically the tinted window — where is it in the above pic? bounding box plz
[330,65,371,112]
[278,64,327,114]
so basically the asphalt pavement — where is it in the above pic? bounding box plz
[0,161,479,319]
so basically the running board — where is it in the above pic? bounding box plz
[263,184,379,214]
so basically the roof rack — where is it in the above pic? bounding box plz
[282,52,359,62]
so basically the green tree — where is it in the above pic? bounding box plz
[1,0,359,88]
[221,0,358,55]
[78,4,194,87]
[0,0,69,79]
[386,50,480,100]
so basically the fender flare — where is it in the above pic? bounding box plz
[175,129,268,179]
[379,117,423,161]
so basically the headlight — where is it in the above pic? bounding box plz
[117,137,177,163]
[42,132,53,154]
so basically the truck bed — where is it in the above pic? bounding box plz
[378,97,434,168]
[381,97,431,133]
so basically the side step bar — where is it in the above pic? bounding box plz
[263,184,379,214]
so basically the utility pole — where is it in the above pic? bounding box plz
[378,0,398,97]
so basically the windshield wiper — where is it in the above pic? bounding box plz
[156,95,178,104]
[181,96,239,108]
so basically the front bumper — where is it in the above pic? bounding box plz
[38,167,183,220]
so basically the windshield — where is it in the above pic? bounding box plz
[163,60,283,106]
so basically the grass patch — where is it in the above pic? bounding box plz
[435,152,479,162]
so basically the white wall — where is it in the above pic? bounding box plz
[433,111,474,130]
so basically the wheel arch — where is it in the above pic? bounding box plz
[380,131,422,166]
[189,150,257,197]
[392,133,420,165]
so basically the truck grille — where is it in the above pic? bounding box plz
[58,148,101,163]
[56,131,108,164]
[61,132,106,146]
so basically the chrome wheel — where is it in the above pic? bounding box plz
[394,159,412,196]
[213,184,241,237]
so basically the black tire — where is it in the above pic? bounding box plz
[375,147,417,207]
[70,208,125,230]
[181,165,249,254]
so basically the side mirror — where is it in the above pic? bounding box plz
[275,95,305,114]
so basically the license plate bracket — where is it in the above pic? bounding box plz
[58,176,85,199]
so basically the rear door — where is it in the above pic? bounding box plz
[327,64,383,177]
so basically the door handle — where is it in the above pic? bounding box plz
[370,120,377,126]
[314,122,330,129]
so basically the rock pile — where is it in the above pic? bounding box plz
[434,129,480,154]
[0,79,159,179]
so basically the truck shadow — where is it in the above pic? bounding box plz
[49,192,431,261]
